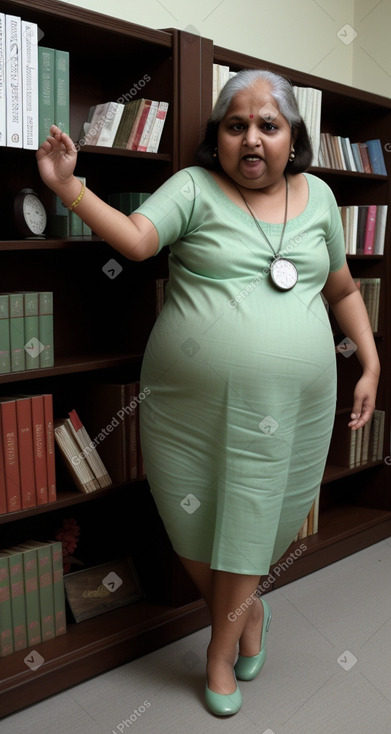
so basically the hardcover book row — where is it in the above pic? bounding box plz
[79,98,169,153]
[0,12,70,149]
[0,394,56,514]
[339,205,388,255]
[0,292,54,374]
[0,540,66,658]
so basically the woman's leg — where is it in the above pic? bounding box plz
[179,556,264,694]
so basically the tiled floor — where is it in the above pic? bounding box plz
[2,538,391,733]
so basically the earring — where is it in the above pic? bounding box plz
[213,147,218,158]
[289,147,296,162]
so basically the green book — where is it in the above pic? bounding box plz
[54,49,69,135]
[5,549,28,652]
[9,293,25,372]
[0,294,10,374]
[9,546,41,647]
[38,47,55,145]
[39,292,54,368]
[21,541,55,641]
[23,292,40,370]
[51,542,66,637]
[0,552,14,657]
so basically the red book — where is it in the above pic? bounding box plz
[30,395,48,504]
[43,394,56,502]
[0,424,7,514]
[127,99,152,150]
[15,397,36,509]
[358,142,372,173]
[0,399,21,512]
[363,205,377,254]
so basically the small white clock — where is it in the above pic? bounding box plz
[14,188,47,238]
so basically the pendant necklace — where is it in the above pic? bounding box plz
[234,174,298,291]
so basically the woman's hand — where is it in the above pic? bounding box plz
[348,372,378,430]
[36,124,78,193]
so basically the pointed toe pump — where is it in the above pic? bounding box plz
[234,597,272,681]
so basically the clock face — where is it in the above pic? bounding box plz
[22,193,47,235]
[270,257,298,290]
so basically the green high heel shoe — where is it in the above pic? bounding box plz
[205,674,242,715]
[234,597,272,681]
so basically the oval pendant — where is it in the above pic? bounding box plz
[270,257,298,291]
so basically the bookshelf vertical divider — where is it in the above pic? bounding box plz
[0,1,390,717]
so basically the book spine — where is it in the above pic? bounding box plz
[9,292,25,372]
[37,544,55,641]
[5,15,22,147]
[0,293,10,374]
[21,548,41,646]
[7,550,27,651]
[51,541,66,637]
[38,47,55,146]
[146,101,169,153]
[43,394,57,502]
[358,142,372,173]
[137,100,158,151]
[54,49,69,134]
[15,397,36,509]
[30,395,48,504]
[0,412,6,514]
[39,291,54,368]
[0,13,6,146]
[21,20,39,150]
[0,555,13,656]
[24,292,40,369]
[363,205,377,254]
[0,399,21,511]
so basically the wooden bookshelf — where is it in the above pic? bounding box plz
[0,0,390,718]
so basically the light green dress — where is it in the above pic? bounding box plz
[137,168,346,575]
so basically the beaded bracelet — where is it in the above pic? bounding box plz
[65,182,86,211]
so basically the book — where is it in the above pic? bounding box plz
[39,291,54,368]
[23,292,40,369]
[21,19,39,150]
[14,396,36,509]
[366,139,387,175]
[0,552,13,656]
[146,101,169,153]
[136,99,158,151]
[44,394,57,503]
[96,101,124,146]
[5,15,22,147]
[10,545,41,646]
[112,98,143,149]
[66,409,112,488]
[30,394,48,505]
[0,294,10,374]
[19,541,55,641]
[0,398,21,512]
[38,46,54,145]
[54,49,69,135]
[9,292,25,372]
[126,98,151,149]
[5,548,27,651]
[54,420,100,493]
[0,13,5,146]
[363,205,377,254]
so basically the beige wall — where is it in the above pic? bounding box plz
[61,0,390,98]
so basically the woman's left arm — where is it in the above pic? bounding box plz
[322,262,381,431]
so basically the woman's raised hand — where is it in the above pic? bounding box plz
[36,124,78,193]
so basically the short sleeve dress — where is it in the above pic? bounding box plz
[136,167,346,575]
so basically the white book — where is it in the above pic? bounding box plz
[5,14,22,147]
[97,101,124,147]
[21,20,39,150]
[374,204,387,255]
[0,13,5,146]
[146,101,169,153]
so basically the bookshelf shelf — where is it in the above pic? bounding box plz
[1,0,390,719]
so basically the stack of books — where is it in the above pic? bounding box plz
[0,394,56,514]
[0,12,69,149]
[0,540,66,657]
[54,409,112,494]
[319,134,387,174]
[353,277,381,332]
[339,204,388,255]
[79,98,169,153]
[0,292,54,374]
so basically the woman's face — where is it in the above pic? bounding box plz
[217,80,293,191]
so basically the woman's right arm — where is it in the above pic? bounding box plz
[36,125,159,261]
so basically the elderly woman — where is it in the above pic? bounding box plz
[36,69,379,716]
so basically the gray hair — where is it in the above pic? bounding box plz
[211,69,301,131]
